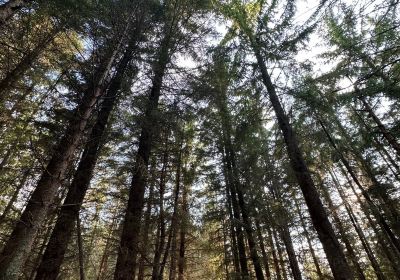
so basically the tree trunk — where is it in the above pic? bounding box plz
[319,178,366,280]
[96,206,120,280]
[137,167,156,280]
[279,227,302,280]
[330,172,386,280]
[358,95,400,157]
[0,169,29,225]
[152,148,169,280]
[255,219,271,279]
[266,224,282,280]
[225,181,241,279]
[159,146,183,280]
[294,199,323,280]
[268,183,302,280]
[0,28,59,99]
[273,230,288,280]
[319,119,400,254]
[216,89,263,279]
[114,24,172,280]
[169,146,183,280]
[250,39,353,279]
[177,179,188,280]
[76,213,86,280]
[33,35,137,280]
[0,35,124,278]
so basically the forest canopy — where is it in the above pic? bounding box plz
[0,0,399,279]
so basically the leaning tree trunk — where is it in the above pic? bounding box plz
[331,173,386,280]
[0,32,124,279]
[216,90,262,279]
[33,34,138,280]
[0,169,29,225]
[319,180,366,280]
[268,183,302,280]
[76,213,86,280]
[273,230,288,280]
[113,31,172,280]
[319,119,400,253]
[0,28,59,99]
[249,37,353,279]
[224,176,241,278]
[358,95,400,157]
[294,199,324,280]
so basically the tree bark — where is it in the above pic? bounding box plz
[33,34,137,280]
[255,219,271,279]
[319,178,366,280]
[330,172,386,280]
[0,169,29,225]
[137,166,156,280]
[359,95,400,157]
[294,199,323,280]
[76,213,86,280]
[216,88,263,279]
[0,35,124,278]
[113,21,172,279]
[159,146,183,280]
[266,223,282,280]
[177,177,188,280]
[249,37,353,279]
[0,28,59,99]
[319,119,400,254]
[273,229,288,280]
[151,148,169,280]
[268,183,302,280]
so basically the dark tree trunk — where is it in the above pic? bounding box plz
[268,184,302,280]
[159,146,183,280]
[96,207,120,280]
[220,147,249,278]
[137,167,156,280]
[250,40,353,279]
[178,179,188,280]
[319,119,400,253]
[225,180,241,279]
[169,146,183,280]
[279,227,302,280]
[346,204,385,280]
[255,219,271,279]
[76,213,86,280]
[294,200,323,280]
[33,36,137,280]
[273,229,288,280]
[0,169,29,225]
[216,89,263,279]
[359,95,400,156]
[152,148,169,280]
[266,224,282,280]
[330,173,386,280]
[0,36,123,279]
[113,26,172,280]
[0,29,59,99]
[319,178,366,280]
